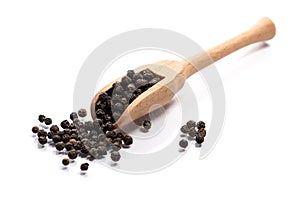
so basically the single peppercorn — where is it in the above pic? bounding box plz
[55,142,65,151]
[127,70,135,78]
[50,125,59,133]
[180,125,189,133]
[188,128,197,137]
[65,142,73,151]
[123,135,133,145]
[70,112,78,121]
[62,158,70,166]
[78,108,87,118]
[197,128,206,138]
[38,114,46,123]
[195,135,204,144]
[179,139,188,148]
[186,120,196,128]
[44,118,52,125]
[80,163,89,171]
[38,136,48,145]
[52,134,62,143]
[197,121,205,129]
[69,138,77,145]
[60,120,70,129]
[110,151,121,162]
[37,130,47,137]
[68,150,78,159]
[32,126,39,133]
[142,120,151,130]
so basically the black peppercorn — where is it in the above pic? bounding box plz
[37,130,47,137]
[105,122,114,131]
[55,142,65,151]
[38,114,46,123]
[62,158,70,166]
[44,118,52,125]
[50,125,59,133]
[47,132,53,139]
[127,70,135,78]
[68,150,78,159]
[132,73,143,81]
[80,163,89,171]
[32,126,39,133]
[78,108,87,118]
[127,83,136,93]
[188,128,197,137]
[52,134,62,143]
[135,79,148,88]
[197,121,205,129]
[197,128,206,138]
[60,120,70,129]
[65,142,73,151]
[180,125,189,133]
[142,120,151,130]
[97,146,107,156]
[38,136,48,145]
[179,139,188,148]
[195,135,204,144]
[114,102,124,112]
[110,151,121,162]
[186,120,196,128]
[70,112,78,121]
[123,135,133,145]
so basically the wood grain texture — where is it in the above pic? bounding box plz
[91,18,276,128]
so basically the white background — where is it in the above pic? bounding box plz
[0,0,299,199]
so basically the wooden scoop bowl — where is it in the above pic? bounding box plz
[91,17,276,128]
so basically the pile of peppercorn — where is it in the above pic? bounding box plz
[95,69,162,124]
[179,120,207,149]
[32,109,136,172]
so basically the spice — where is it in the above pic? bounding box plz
[65,142,73,151]
[180,125,189,133]
[60,120,70,129]
[197,121,205,129]
[188,128,197,137]
[195,135,204,144]
[197,128,206,137]
[44,118,52,125]
[50,125,59,133]
[80,163,89,171]
[38,136,47,145]
[142,120,151,130]
[62,158,70,166]
[110,151,121,162]
[32,126,39,133]
[68,150,78,159]
[52,134,61,143]
[70,112,78,121]
[55,142,65,151]
[38,114,46,123]
[123,135,133,145]
[78,108,87,118]
[179,139,188,148]
[186,120,196,128]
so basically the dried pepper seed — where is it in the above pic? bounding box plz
[105,122,114,131]
[62,158,70,166]
[114,102,124,112]
[127,70,135,78]
[78,108,87,118]
[61,134,70,143]
[38,136,48,145]
[195,135,204,144]
[44,118,52,125]
[32,126,39,133]
[80,163,89,171]
[68,150,78,159]
[52,134,62,143]
[123,135,133,145]
[65,142,73,151]
[50,125,59,133]
[197,128,206,137]
[70,112,78,121]
[110,151,121,162]
[179,139,188,148]
[133,73,143,81]
[38,115,46,123]
[180,125,189,133]
[47,132,53,139]
[37,130,47,137]
[186,120,196,128]
[69,138,77,145]
[55,142,65,151]
[97,146,107,156]
[60,120,70,129]
[196,121,205,129]
[69,123,76,130]
[188,128,197,137]
[135,79,148,88]
[142,120,151,130]
[127,83,136,93]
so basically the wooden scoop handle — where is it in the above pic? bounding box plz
[182,17,276,78]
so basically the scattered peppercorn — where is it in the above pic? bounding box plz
[70,112,78,121]
[62,158,70,166]
[38,136,48,145]
[197,121,205,129]
[123,135,133,145]
[110,151,121,162]
[186,120,196,128]
[80,163,89,171]
[179,139,188,148]
[32,126,39,133]
[38,115,46,123]
[78,108,87,118]
[68,150,78,159]
[44,118,52,125]
[55,142,65,151]
[195,135,204,144]
[142,120,151,130]
[180,125,189,133]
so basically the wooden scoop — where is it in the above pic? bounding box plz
[91,17,276,128]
